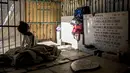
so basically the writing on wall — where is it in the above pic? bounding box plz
[84,12,128,53]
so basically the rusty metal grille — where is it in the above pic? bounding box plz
[62,0,130,16]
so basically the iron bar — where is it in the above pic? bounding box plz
[122,0,124,11]
[7,0,10,49]
[128,9,130,45]
[19,0,22,45]
[127,0,129,11]
[94,0,96,12]
[104,0,107,12]
[117,0,120,11]
[0,2,8,4]
[91,0,93,13]
[0,25,18,27]
[89,0,91,13]
[110,0,111,12]
[113,0,115,12]
[98,0,100,13]
[13,0,16,48]
[0,0,4,53]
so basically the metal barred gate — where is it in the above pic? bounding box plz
[0,0,61,54]
[0,0,25,54]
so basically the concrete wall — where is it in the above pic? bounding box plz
[61,16,78,49]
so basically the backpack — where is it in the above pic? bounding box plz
[74,6,90,22]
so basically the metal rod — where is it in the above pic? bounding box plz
[122,0,124,11]
[107,0,109,12]
[0,25,18,27]
[1,0,4,53]
[127,0,129,10]
[92,0,93,13]
[104,0,107,12]
[98,0,100,13]
[118,0,120,11]
[109,0,111,12]
[101,0,103,12]
[89,0,91,13]
[7,0,10,49]
[71,0,73,15]
[19,0,22,45]
[0,2,8,4]
[73,0,75,15]
[27,22,61,24]
[128,9,130,46]
[13,0,16,48]
[113,0,115,12]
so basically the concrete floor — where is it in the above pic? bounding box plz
[0,48,128,73]
[0,48,91,73]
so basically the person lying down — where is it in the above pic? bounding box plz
[0,21,61,67]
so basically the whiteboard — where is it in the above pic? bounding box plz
[84,11,129,53]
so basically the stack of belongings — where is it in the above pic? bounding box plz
[0,44,61,68]
[70,6,90,41]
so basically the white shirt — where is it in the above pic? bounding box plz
[21,33,37,48]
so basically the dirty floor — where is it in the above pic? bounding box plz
[0,48,129,73]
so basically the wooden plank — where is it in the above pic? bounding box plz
[46,2,49,40]
[50,3,53,41]
[26,1,58,41]
[52,24,57,42]
[44,24,47,40]
[33,24,36,38]
[26,2,29,22]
